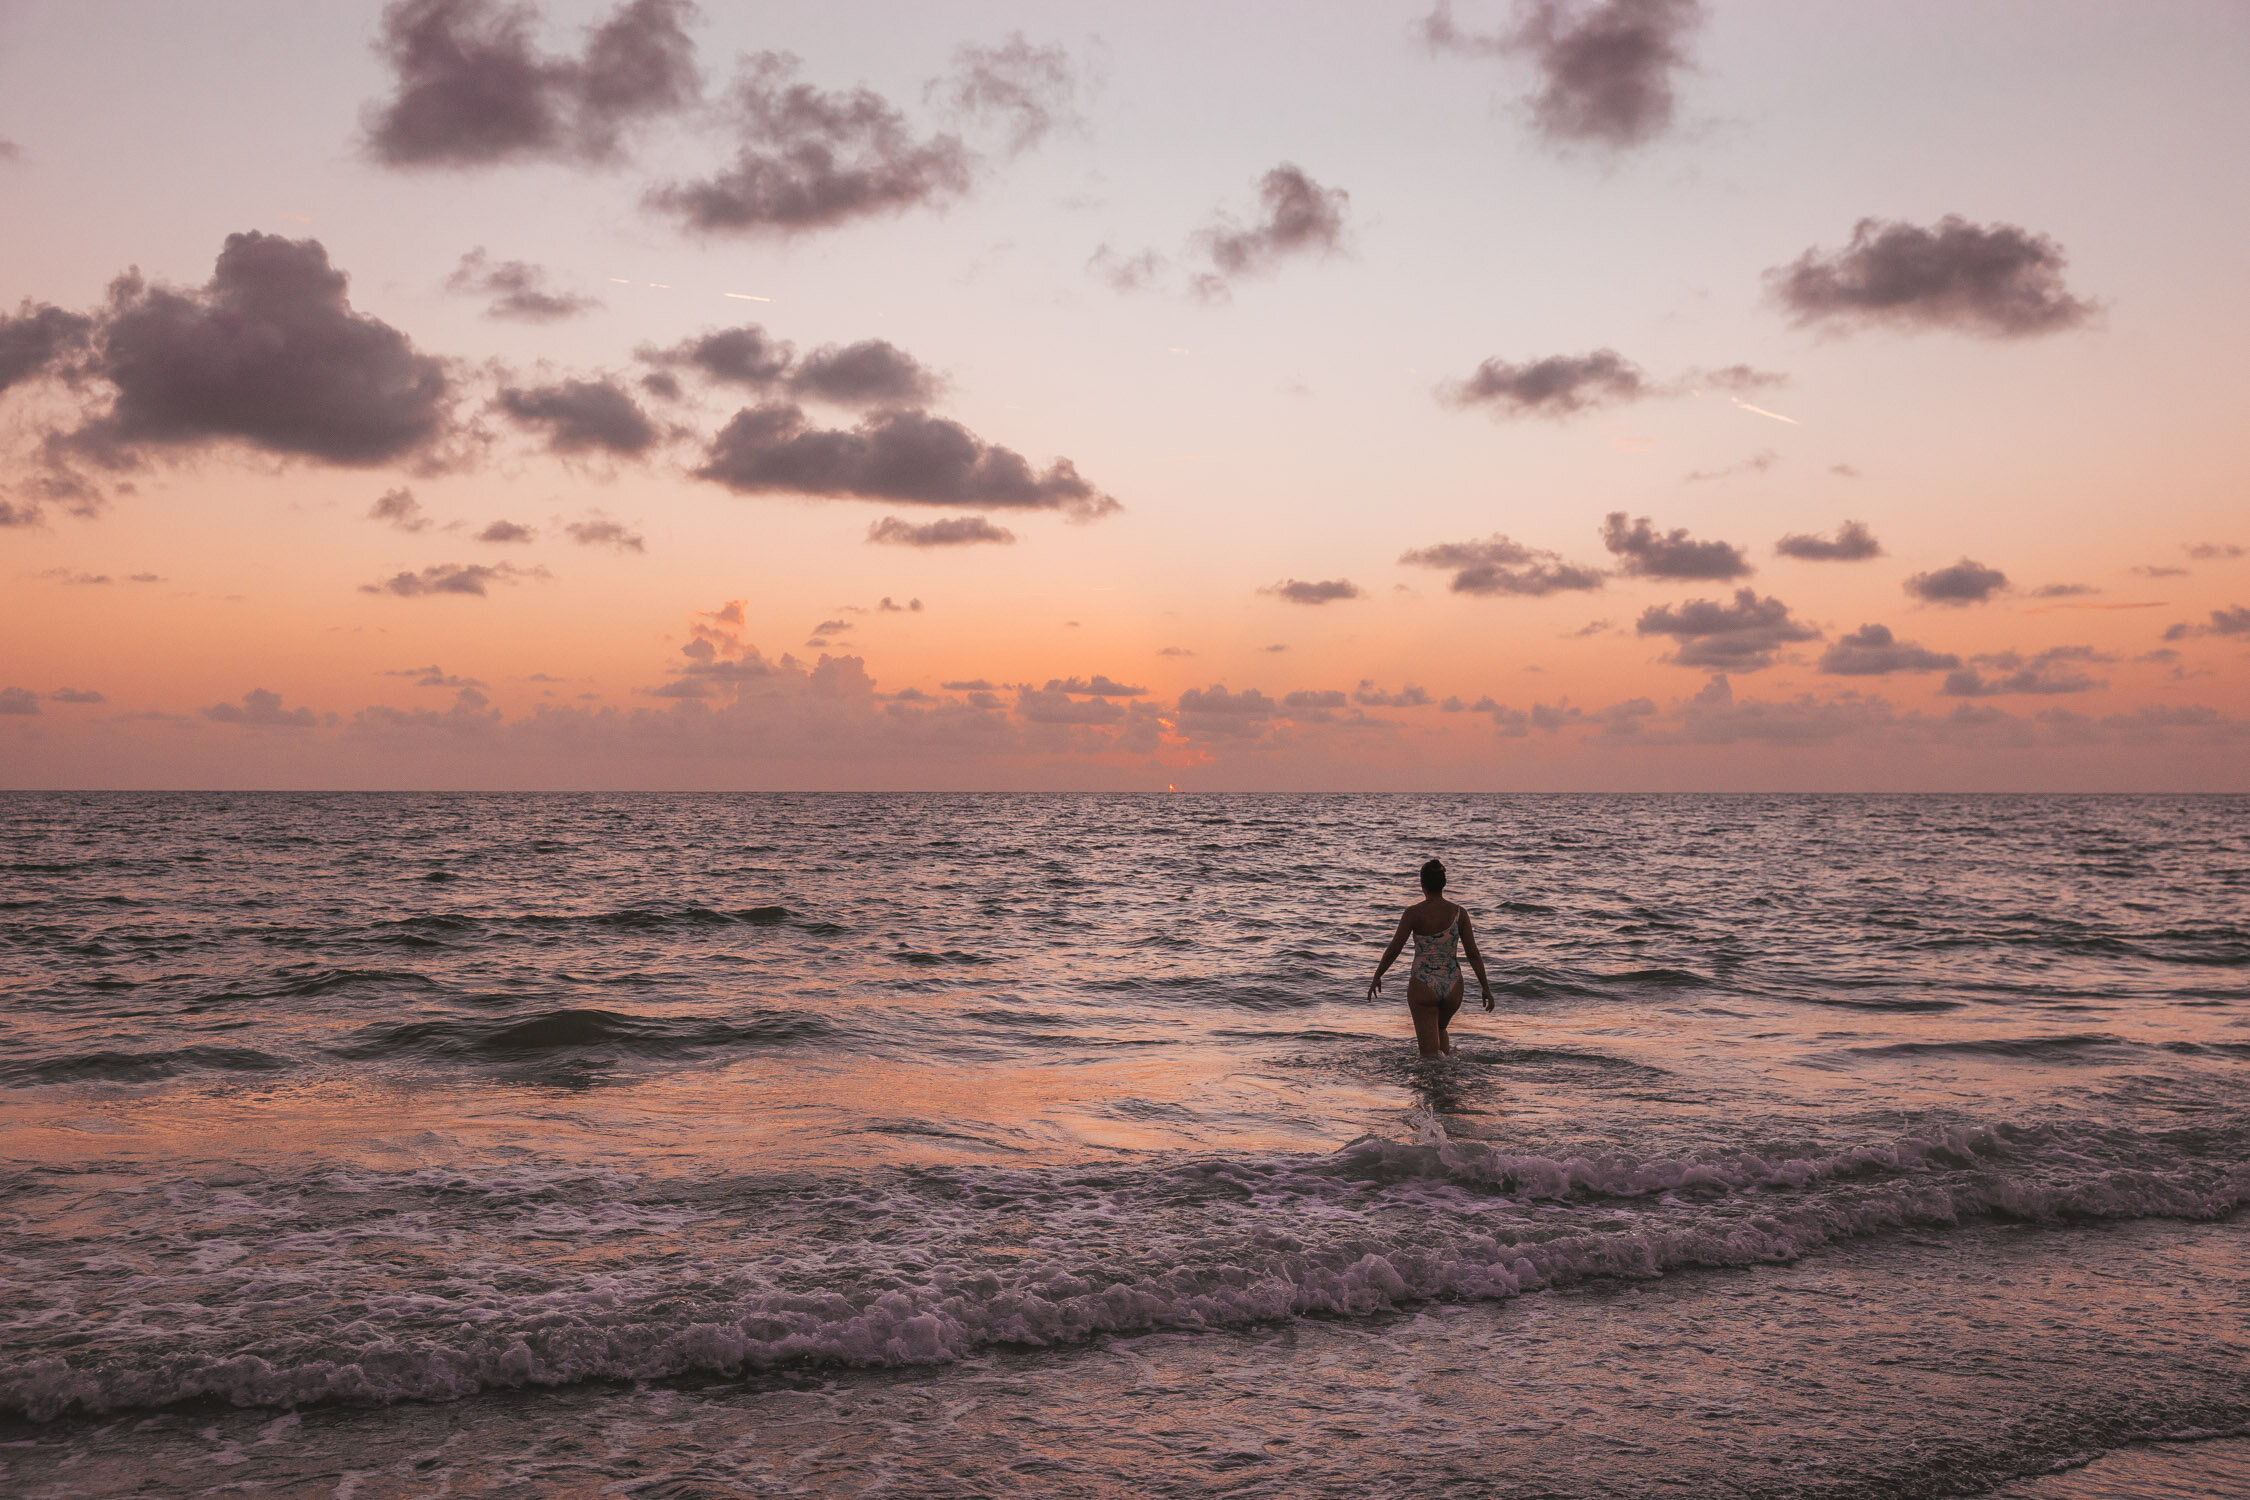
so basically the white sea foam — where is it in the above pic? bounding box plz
[5,1120,2243,1422]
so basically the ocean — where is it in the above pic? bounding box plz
[1,792,2244,1497]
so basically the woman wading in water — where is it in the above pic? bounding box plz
[1367,859,1494,1057]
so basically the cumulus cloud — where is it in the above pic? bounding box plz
[476,519,536,543]
[928,33,1080,154]
[866,514,1015,547]
[2030,583,2097,599]
[444,247,600,321]
[1765,216,2097,338]
[369,487,431,531]
[62,233,451,469]
[1174,684,1278,739]
[1398,535,1605,596]
[1816,623,1959,676]
[204,687,320,727]
[0,302,94,393]
[566,513,645,551]
[1635,588,1820,671]
[2133,564,2189,579]
[1420,0,1706,150]
[696,404,1115,517]
[496,377,659,456]
[2185,542,2244,561]
[640,325,794,389]
[1940,646,2109,697]
[1904,558,2009,606]
[1354,681,1432,707]
[2162,606,2250,642]
[1600,512,1752,580]
[1775,519,1882,561]
[361,561,543,597]
[639,326,940,409]
[50,687,107,704]
[647,52,972,234]
[1048,675,1147,697]
[789,340,943,406]
[1263,578,1362,605]
[1193,164,1350,289]
[0,687,41,715]
[364,0,701,169]
[1443,349,1648,418]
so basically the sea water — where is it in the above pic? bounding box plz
[1,793,2244,1496]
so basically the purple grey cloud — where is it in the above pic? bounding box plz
[1940,646,2109,697]
[496,377,659,456]
[789,340,943,407]
[1775,519,1882,561]
[364,0,700,168]
[204,687,319,727]
[1766,216,2097,338]
[566,514,645,551]
[1636,589,1820,671]
[444,248,600,321]
[361,561,543,597]
[62,233,451,471]
[2162,606,2250,642]
[866,514,1016,547]
[1816,623,1959,676]
[1398,535,1605,596]
[369,487,430,531]
[928,33,1079,154]
[1443,349,1648,418]
[1194,164,1350,291]
[1601,512,1752,580]
[1263,578,1362,605]
[0,302,94,394]
[647,52,971,234]
[696,404,1115,516]
[1421,0,1706,150]
[1904,558,2009,606]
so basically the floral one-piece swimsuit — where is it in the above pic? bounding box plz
[1409,909,1462,997]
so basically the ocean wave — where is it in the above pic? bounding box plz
[335,1006,831,1059]
[5,1120,2242,1422]
[0,1045,288,1085]
[1846,1035,2130,1063]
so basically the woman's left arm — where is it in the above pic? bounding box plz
[1368,914,1411,1001]
[1459,909,1495,1011]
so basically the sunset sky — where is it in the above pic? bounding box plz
[3,0,2245,789]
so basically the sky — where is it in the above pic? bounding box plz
[1,0,2246,790]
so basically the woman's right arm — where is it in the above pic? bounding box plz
[1368,914,1411,1000]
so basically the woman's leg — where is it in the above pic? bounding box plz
[1405,977,1447,1057]
[1436,977,1465,1053]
